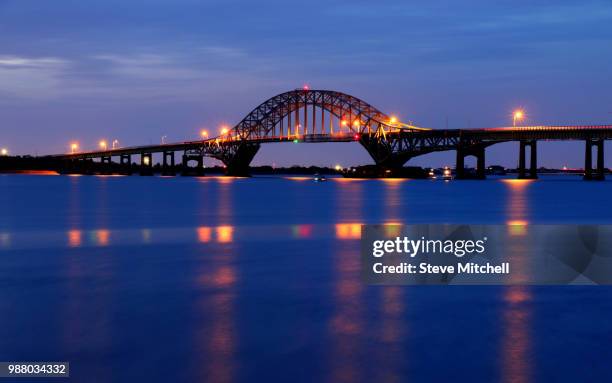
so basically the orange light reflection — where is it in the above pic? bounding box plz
[96,230,110,246]
[335,223,362,239]
[68,230,82,248]
[216,226,234,243]
[197,227,212,243]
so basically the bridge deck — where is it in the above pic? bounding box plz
[47,125,612,160]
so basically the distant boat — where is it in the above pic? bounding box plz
[314,174,327,182]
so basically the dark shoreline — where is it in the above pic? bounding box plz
[0,155,606,177]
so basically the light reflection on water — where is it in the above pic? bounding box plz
[141,228,152,244]
[335,223,362,239]
[0,232,10,247]
[96,229,110,246]
[197,226,235,243]
[216,226,234,243]
[291,224,313,238]
[329,178,364,383]
[194,175,237,383]
[0,175,611,382]
[374,177,407,383]
[197,226,212,243]
[67,229,82,247]
[502,177,532,383]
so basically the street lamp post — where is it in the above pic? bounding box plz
[220,126,229,139]
[513,110,525,127]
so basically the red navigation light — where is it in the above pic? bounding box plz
[353,134,360,140]
[303,84,309,91]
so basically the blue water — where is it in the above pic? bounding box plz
[1,174,611,382]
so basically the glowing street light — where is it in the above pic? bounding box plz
[70,142,79,154]
[220,126,229,135]
[200,130,209,139]
[99,140,107,150]
[390,116,398,125]
[112,139,119,149]
[352,120,360,128]
[335,164,342,171]
[161,135,167,144]
[0,148,7,156]
[513,109,525,127]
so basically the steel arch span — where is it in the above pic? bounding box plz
[198,89,418,174]
[230,89,396,139]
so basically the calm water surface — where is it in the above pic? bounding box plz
[1,174,611,382]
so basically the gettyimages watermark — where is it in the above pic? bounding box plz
[361,225,612,285]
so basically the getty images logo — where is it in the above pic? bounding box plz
[372,236,488,258]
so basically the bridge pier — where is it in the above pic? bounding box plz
[60,158,88,175]
[162,151,176,176]
[584,138,605,180]
[119,154,132,175]
[359,135,412,173]
[79,158,95,175]
[518,140,538,179]
[223,143,260,177]
[181,151,204,176]
[100,156,113,175]
[456,145,486,179]
[140,153,153,176]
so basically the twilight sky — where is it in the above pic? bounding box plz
[1,0,611,168]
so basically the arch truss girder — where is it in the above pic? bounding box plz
[228,89,399,141]
[383,131,506,158]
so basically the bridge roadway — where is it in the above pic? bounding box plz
[43,89,612,180]
[48,133,358,160]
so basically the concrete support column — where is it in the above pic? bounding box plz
[455,144,485,180]
[181,153,204,176]
[596,139,605,180]
[518,140,537,179]
[64,158,89,175]
[100,155,112,175]
[224,143,260,177]
[162,151,176,176]
[529,140,538,179]
[120,154,132,175]
[518,141,526,179]
[476,146,486,180]
[455,146,465,179]
[584,139,593,180]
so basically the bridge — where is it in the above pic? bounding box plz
[46,89,612,180]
